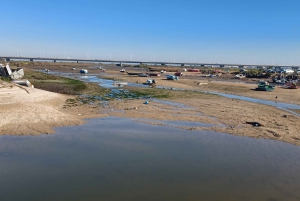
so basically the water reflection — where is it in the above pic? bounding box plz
[1,117,300,201]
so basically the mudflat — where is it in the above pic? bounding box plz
[1,63,300,146]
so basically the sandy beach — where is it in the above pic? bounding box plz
[0,80,106,135]
[1,65,300,146]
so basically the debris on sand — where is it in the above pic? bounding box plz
[246,121,262,127]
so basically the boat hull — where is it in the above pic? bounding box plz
[255,86,275,91]
[187,69,199,72]
[147,73,161,77]
[127,72,142,75]
[174,72,183,76]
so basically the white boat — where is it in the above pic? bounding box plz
[0,62,24,80]
[146,79,157,84]
[236,74,245,79]
[80,69,88,74]
[11,79,34,88]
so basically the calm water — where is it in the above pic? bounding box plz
[1,117,300,201]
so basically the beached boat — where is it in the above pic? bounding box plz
[187,69,199,72]
[283,82,299,89]
[127,72,142,75]
[0,63,25,80]
[236,74,245,79]
[144,79,157,85]
[147,73,161,77]
[80,69,88,74]
[166,75,179,80]
[138,73,148,77]
[255,81,275,91]
[174,72,183,76]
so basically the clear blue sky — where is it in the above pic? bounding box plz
[1,0,299,65]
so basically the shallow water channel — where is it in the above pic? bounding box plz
[1,117,300,201]
[78,75,300,116]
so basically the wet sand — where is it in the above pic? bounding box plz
[1,64,300,145]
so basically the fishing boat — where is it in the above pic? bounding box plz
[80,69,88,74]
[174,72,183,76]
[283,82,299,89]
[127,72,142,75]
[166,75,179,80]
[255,81,275,91]
[147,72,161,77]
[236,74,245,79]
[143,79,157,85]
[187,69,199,72]
[138,73,148,77]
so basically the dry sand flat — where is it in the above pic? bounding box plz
[0,80,105,135]
[107,96,300,146]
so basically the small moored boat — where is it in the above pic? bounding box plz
[187,69,199,72]
[255,81,275,91]
[283,82,299,89]
[174,72,183,76]
[80,69,88,74]
[144,79,157,85]
[147,72,161,77]
[236,74,245,79]
[127,72,142,75]
[166,75,179,80]
[138,73,148,77]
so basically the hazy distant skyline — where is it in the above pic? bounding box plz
[1,0,300,65]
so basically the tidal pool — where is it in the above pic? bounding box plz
[1,117,300,201]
